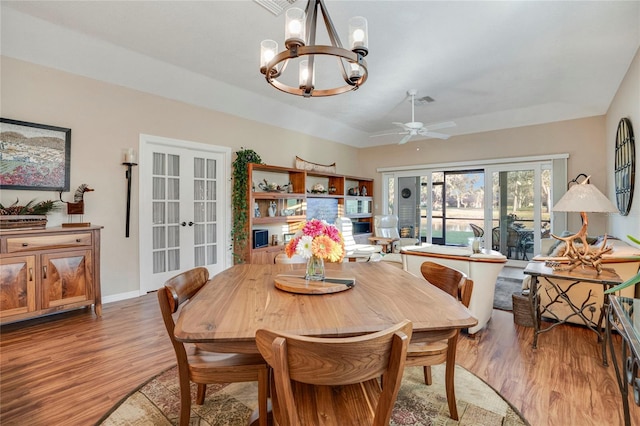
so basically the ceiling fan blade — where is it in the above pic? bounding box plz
[392,122,410,130]
[399,134,413,145]
[425,121,456,131]
[369,131,401,138]
[421,131,451,140]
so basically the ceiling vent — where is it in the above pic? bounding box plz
[254,0,297,16]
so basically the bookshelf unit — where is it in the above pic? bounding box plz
[239,163,374,264]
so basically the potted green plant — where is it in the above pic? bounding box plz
[604,235,640,294]
[0,198,61,229]
[232,148,263,263]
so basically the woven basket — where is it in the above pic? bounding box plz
[0,215,47,230]
[512,292,535,328]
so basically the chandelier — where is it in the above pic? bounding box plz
[260,0,368,97]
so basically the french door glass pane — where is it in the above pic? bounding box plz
[153,227,165,250]
[153,153,165,175]
[152,202,165,225]
[167,225,180,248]
[153,251,165,274]
[167,154,179,176]
[194,157,205,179]
[168,249,179,270]
[168,178,179,200]
[167,202,179,224]
[194,202,205,223]
[152,178,165,199]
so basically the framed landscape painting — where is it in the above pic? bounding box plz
[0,118,71,191]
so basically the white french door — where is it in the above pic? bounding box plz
[139,135,231,294]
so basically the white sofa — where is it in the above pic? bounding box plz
[527,236,640,324]
[401,244,507,335]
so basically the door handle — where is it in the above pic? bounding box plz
[188,221,194,226]
[181,221,195,227]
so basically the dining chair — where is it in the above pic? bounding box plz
[274,252,307,264]
[405,261,474,421]
[255,320,413,426]
[158,267,269,426]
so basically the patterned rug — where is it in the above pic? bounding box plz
[98,364,528,425]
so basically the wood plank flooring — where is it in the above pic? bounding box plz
[1,293,638,425]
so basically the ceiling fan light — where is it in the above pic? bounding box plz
[260,39,278,74]
[285,7,305,48]
[348,16,368,57]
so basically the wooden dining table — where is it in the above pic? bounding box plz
[174,261,478,353]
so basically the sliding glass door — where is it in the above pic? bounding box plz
[486,163,551,265]
[381,155,563,265]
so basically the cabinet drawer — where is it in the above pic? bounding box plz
[6,233,92,253]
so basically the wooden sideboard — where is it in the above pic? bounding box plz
[0,225,102,325]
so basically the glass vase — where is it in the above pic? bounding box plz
[305,255,325,281]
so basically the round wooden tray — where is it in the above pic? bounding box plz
[274,272,356,294]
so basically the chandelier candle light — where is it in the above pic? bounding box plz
[551,175,619,273]
[260,0,368,97]
[285,219,345,281]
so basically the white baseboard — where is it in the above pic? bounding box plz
[102,290,143,304]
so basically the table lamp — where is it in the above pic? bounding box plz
[551,175,618,273]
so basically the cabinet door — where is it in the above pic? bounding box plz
[41,250,93,308]
[0,255,37,317]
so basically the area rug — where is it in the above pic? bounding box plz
[98,364,528,426]
[493,276,524,311]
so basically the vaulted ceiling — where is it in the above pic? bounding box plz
[2,1,639,147]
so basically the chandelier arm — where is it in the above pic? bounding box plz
[318,0,344,49]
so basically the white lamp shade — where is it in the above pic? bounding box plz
[552,183,618,213]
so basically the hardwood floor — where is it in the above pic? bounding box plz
[1,293,638,426]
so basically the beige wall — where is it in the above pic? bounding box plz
[0,57,361,298]
[359,116,610,235]
[2,49,638,299]
[606,47,640,240]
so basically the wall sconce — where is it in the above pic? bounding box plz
[122,149,137,238]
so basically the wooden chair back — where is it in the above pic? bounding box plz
[274,253,307,264]
[255,320,413,426]
[158,267,268,426]
[419,261,473,307]
[158,267,210,354]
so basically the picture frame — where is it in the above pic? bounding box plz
[0,118,71,191]
[283,233,295,244]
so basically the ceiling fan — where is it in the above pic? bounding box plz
[372,89,456,144]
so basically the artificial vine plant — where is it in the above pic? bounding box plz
[232,148,263,263]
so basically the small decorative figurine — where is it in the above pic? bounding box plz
[254,202,261,218]
[59,184,94,227]
[268,201,277,217]
[361,185,367,196]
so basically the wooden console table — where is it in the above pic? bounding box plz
[0,225,102,324]
[524,262,622,365]
[607,296,640,426]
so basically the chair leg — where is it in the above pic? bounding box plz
[444,333,460,421]
[423,366,432,385]
[257,368,269,426]
[196,383,206,405]
[179,373,192,426]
